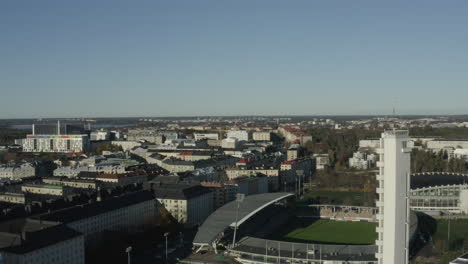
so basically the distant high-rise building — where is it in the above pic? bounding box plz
[375,130,411,264]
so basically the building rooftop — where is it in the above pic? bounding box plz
[411,172,468,189]
[31,190,154,224]
[23,184,63,190]
[153,183,212,200]
[0,224,82,254]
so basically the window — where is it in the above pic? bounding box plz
[67,140,71,151]
[50,139,54,150]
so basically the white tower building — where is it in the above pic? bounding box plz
[375,130,411,264]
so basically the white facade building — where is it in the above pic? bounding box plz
[313,154,329,170]
[154,184,214,226]
[90,131,109,141]
[221,138,238,149]
[454,149,468,161]
[194,133,219,141]
[227,130,249,141]
[349,151,377,169]
[22,135,89,153]
[252,132,271,141]
[427,140,468,153]
[359,139,381,150]
[53,165,126,178]
[375,131,411,264]
[0,163,36,180]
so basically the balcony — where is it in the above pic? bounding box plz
[402,147,412,153]
[376,213,384,220]
[376,200,384,207]
[376,148,384,155]
[376,227,384,233]
[375,240,384,246]
[376,174,384,181]
[377,161,384,168]
[376,187,384,194]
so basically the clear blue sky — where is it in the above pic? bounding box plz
[1,0,467,118]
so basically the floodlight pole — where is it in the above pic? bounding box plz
[232,194,244,248]
[278,241,280,264]
[164,232,169,263]
[125,246,132,264]
[448,215,451,250]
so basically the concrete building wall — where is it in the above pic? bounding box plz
[157,192,213,226]
[68,199,156,243]
[376,131,411,264]
[187,191,214,226]
[460,189,468,214]
[194,133,219,141]
[427,140,468,152]
[0,193,26,204]
[359,139,381,149]
[0,235,85,264]
[252,132,271,141]
[227,130,249,141]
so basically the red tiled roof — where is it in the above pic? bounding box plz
[237,158,252,164]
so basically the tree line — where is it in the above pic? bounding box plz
[411,148,467,173]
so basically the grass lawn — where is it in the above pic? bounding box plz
[410,217,468,264]
[433,219,468,247]
[278,218,377,245]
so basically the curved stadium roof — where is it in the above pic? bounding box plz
[411,172,468,189]
[193,192,293,246]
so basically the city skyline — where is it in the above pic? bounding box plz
[1,0,468,118]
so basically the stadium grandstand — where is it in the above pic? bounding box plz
[193,192,294,251]
[410,172,468,215]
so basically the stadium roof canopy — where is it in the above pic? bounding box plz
[193,192,293,246]
[411,172,468,189]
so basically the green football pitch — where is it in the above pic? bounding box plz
[277,219,378,245]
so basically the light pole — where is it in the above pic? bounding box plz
[125,246,132,264]
[232,193,245,248]
[164,232,170,263]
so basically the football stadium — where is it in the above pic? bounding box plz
[191,170,468,263]
[410,172,468,214]
[193,193,419,264]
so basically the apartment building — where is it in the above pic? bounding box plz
[227,130,249,141]
[30,191,157,245]
[21,184,72,196]
[0,224,85,264]
[53,165,126,178]
[153,184,214,226]
[252,131,271,141]
[22,132,89,153]
[277,126,312,146]
[0,192,26,204]
[42,177,98,189]
[0,163,36,180]
[225,168,279,191]
[194,133,219,141]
